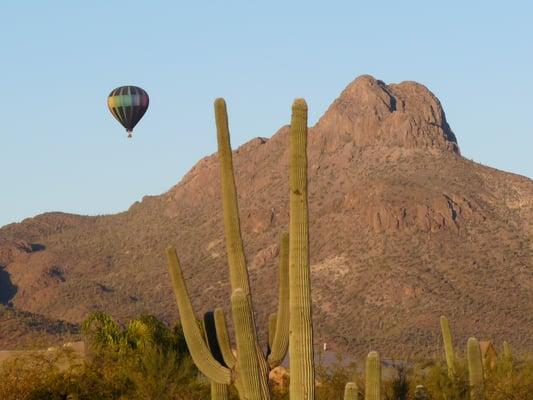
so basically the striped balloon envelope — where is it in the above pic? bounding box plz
[107,86,149,138]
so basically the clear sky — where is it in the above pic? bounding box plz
[1,1,531,227]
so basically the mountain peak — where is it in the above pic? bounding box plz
[315,75,459,154]
[2,75,532,357]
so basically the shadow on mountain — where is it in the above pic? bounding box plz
[30,243,46,252]
[0,267,17,305]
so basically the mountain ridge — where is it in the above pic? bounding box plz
[1,75,532,356]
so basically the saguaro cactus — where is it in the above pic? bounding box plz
[343,382,359,400]
[365,351,381,400]
[467,337,485,400]
[289,99,315,400]
[166,98,311,399]
[440,315,456,378]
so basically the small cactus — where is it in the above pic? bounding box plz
[503,340,512,363]
[365,351,381,400]
[344,382,359,400]
[440,315,456,378]
[467,337,485,400]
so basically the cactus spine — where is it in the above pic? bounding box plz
[439,315,456,379]
[344,382,359,400]
[467,337,485,400]
[365,351,381,400]
[289,99,315,400]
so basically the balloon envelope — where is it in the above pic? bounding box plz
[107,86,149,135]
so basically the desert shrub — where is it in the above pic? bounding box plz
[484,357,533,400]
[0,351,62,399]
[80,312,204,399]
[411,356,533,400]
[4,313,533,399]
[0,347,115,400]
[314,351,356,400]
[384,365,410,400]
[412,360,469,400]
[0,313,208,399]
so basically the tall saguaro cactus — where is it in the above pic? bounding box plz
[289,99,315,400]
[440,315,456,378]
[467,337,485,400]
[365,351,381,400]
[166,98,311,399]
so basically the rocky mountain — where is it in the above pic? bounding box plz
[1,75,532,357]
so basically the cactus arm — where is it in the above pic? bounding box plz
[268,232,290,368]
[344,382,359,400]
[214,98,251,294]
[467,337,485,400]
[231,289,263,400]
[288,98,315,400]
[204,311,228,368]
[440,315,456,378]
[166,246,231,384]
[214,308,237,369]
[365,351,381,400]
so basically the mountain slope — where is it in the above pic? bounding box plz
[1,75,532,356]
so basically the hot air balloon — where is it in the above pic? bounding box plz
[107,86,149,138]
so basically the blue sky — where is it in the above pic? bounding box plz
[1,1,531,227]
